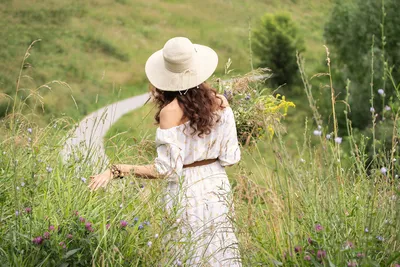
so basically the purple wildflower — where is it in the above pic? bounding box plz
[147,241,152,247]
[356,253,365,258]
[365,227,369,233]
[348,260,358,267]
[307,237,314,245]
[304,255,311,261]
[85,222,93,232]
[175,259,182,266]
[27,128,32,134]
[59,241,66,249]
[370,107,375,113]
[317,250,327,260]
[43,232,50,239]
[294,246,302,253]
[106,223,111,230]
[25,207,32,213]
[377,89,384,96]
[15,210,19,216]
[120,220,128,228]
[79,217,85,223]
[384,105,391,111]
[245,94,251,100]
[138,224,144,230]
[81,177,87,183]
[344,240,354,249]
[49,225,55,231]
[140,184,144,188]
[315,224,323,232]
[376,235,384,242]
[67,234,73,239]
[46,166,53,173]
[73,210,79,216]
[380,167,387,175]
[143,220,150,226]
[32,236,44,245]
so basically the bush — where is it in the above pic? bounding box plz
[253,12,305,88]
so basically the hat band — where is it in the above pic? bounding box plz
[164,55,194,73]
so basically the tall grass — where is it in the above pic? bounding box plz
[1,44,399,267]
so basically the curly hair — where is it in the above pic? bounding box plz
[151,83,224,137]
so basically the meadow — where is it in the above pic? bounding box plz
[1,0,399,266]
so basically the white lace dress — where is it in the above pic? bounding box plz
[154,107,242,266]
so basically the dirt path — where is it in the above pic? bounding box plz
[61,93,150,169]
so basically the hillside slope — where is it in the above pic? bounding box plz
[0,0,331,124]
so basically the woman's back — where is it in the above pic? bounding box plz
[154,95,241,180]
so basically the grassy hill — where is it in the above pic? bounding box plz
[1,0,331,125]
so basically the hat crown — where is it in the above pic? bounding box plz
[163,37,195,73]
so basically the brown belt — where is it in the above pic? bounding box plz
[183,158,218,169]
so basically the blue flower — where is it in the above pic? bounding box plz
[138,224,144,230]
[245,94,251,100]
[380,167,387,175]
[46,166,53,173]
[143,220,150,226]
[81,177,87,183]
[376,235,384,242]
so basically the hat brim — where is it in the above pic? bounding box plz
[145,44,218,91]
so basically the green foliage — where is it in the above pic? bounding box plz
[253,13,305,87]
[324,0,400,131]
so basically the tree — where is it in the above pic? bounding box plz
[324,0,400,130]
[253,13,305,88]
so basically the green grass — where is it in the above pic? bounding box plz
[0,0,331,126]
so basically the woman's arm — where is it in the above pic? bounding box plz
[88,164,163,191]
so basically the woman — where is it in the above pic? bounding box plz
[89,37,242,266]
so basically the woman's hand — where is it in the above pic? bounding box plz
[89,169,113,191]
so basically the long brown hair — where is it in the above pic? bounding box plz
[151,83,224,137]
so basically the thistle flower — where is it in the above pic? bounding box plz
[315,224,323,232]
[294,246,302,253]
[317,250,327,260]
[334,137,342,144]
[43,232,50,239]
[79,217,85,223]
[304,255,311,261]
[59,241,66,249]
[348,260,358,267]
[356,253,365,258]
[67,234,73,239]
[32,236,44,245]
[49,225,55,231]
[25,207,32,213]
[380,167,387,175]
[120,220,128,228]
[344,240,354,249]
[85,222,93,232]
[377,89,384,96]
[106,223,111,230]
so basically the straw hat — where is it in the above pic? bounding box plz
[145,37,218,92]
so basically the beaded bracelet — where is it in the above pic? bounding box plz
[110,164,124,179]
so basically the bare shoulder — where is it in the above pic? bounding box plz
[159,100,184,129]
[216,94,230,108]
